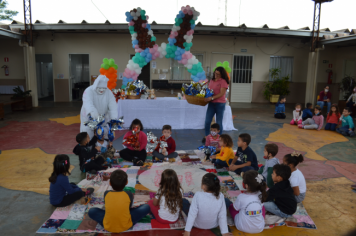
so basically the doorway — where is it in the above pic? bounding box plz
[35,54,54,101]
[130,54,150,88]
[69,54,90,101]
[231,55,254,103]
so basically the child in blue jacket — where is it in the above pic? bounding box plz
[274,96,286,119]
[302,103,313,121]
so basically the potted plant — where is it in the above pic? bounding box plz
[339,75,355,112]
[11,86,33,111]
[263,68,291,103]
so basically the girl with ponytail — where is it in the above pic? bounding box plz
[49,154,94,207]
[225,170,266,234]
[283,152,307,202]
[184,173,232,236]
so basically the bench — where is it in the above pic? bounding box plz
[0,99,26,120]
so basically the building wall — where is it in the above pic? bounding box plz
[32,31,311,102]
[0,38,26,90]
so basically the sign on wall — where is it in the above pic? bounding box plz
[4,57,9,62]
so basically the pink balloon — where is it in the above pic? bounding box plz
[183,51,193,59]
[132,73,139,80]
[188,10,193,15]
[199,80,204,83]
[204,78,208,82]
[179,58,188,65]
[186,30,194,36]
[142,23,147,28]
[146,15,149,20]
[129,21,135,26]
[182,9,188,14]
[169,34,175,39]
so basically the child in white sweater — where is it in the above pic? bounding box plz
[184,173,232,236]
[290,103,303,125]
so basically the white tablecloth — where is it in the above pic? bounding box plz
[0,85,24,94]
[117,97,237,130]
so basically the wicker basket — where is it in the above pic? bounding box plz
[185,94,209,106]
[127,94,141,99]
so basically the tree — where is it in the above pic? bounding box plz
[0,0,18,21]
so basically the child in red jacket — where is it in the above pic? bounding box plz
[325,104,341,131]
[119,119,147,166]
[152,125,178,161]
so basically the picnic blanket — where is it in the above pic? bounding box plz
[37,150,316,233]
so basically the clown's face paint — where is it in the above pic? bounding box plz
[96,87,106,95]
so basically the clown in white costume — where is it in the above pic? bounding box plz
[80,75,118,139]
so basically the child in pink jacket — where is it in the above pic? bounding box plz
[298,106,323,130]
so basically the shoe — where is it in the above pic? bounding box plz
[298,124,303,129]
[341,132,348,136]
[202,137,206,144]
[85,187,94,196]
[350,131,355,137]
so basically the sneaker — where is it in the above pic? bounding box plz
[341,132,348,136]
[202,137,206,144]
[298,124,303,129]
[85,187,94,196]
[350,131,355,137]
[227,216,234,226]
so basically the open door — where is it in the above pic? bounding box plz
[130,54,150,88]
[69,54,90,101]
[35,54,53,101]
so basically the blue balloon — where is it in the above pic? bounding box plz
[191,24,195,30]
[175,55,182,61]
[146,24,151,30]
[168,37,177,46]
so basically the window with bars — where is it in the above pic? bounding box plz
[232,55,253,83]
[269,56,294,81]
[171,54,204,80]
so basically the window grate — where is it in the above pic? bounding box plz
[233,55,253,83]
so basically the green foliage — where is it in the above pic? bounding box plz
[263,68,290,101]
[12,86,31,98]
[0,0,19,21]
[340,75,356,100]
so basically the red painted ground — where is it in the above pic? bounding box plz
[325,160,356,183]
[269,142,343,181]
[0,121,126,154]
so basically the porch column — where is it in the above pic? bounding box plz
[23,45,38,107]
[305,49,321,106]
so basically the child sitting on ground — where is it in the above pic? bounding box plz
[228,133,259,176]
[205,123,221,153]
[258,143,280,188]
[73,132,106,173]
[88,170,150,233]
[49,154,94,207]
[274,96,286,119]
[325,104,341,131]
[302,103,313,121]
[299,105,323,130]
[290,103,303,125]
[148,169,190,224]
[184,173,232,236]
[225,170,266,234]
[119,119,147,166]
[337,107,355,137]
[91,128,116,160]
[210,134,234,169]
[264,164,297,218]
[152,125,178,161]
[283,152,307,203]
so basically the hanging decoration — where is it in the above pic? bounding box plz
[123,6,205,86]
[99,58,118,90]
[214,61,232,80]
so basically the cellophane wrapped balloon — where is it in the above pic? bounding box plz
[198,145,217,155]
[146,131,158,153]
[181,81,214,98]
[125,80,149,96]
[108,117,124,142]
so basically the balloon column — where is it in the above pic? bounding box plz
[124,6,205,86]
[214,61,232,80]
[99,58,118,90]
